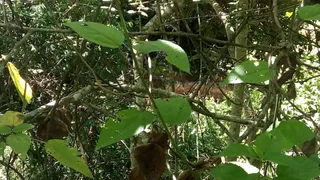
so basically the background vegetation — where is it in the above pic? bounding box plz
[1,0,320,179]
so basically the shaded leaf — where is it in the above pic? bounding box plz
[96,109,154,149]
[230,161,259,174]
[219,144,257,158]
[277,120,314,148]
[6,133,30,160]
[276,156,320,180]
[248,174,271,180]
[7,62,33,104]
[133,40,190,73]
[13,123,34,133]
[45,139,93,178]
[154,97,191,125]
[298,4,320,20]
[64,21,124,48]
[263,152,297,166]
[254,130,293,157]
[211,163,249,180]
[0,126,11,135]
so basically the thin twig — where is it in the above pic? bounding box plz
[0,159,25,180]
[2,31,33,63]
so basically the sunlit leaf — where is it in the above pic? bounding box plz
[133,40,190,73]
[222,60,272,85]
[96,109,154,150]
[64,22,124,48]
[0,111,24,126]
[6,133,30,160]
[154,97,191,125]
[7,62,33,104]
[45,139,93,178]
[285,12,293,18]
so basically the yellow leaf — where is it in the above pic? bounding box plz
[285,12,293,18]
[7,62,33,104]
[0,111,24,126]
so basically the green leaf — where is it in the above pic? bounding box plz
[0,125,11,135]
[13,123,34,133]
[298,4,320,20]
[133,40,190,73]
[263,152,297,166]
[96,109,154,149]
[211,163,249,180]
[6,133,30,160]
[248,174,271,180]
[253,131,293,157]
[277,120,314,148]
[0,142,5,156]
[222,60,272,85]
[219,144,257,158]
[154,97,191,125]
[64,22,124,48]
[269,128,294,151]
[0,111,24,126]
[45,139,93,178]
[230,162,259,174]
[7,62,33,104]
[276,156,320,180]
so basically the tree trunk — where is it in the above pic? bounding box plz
[229,0,248,142]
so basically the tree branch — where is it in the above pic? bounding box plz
[24,85,95,122]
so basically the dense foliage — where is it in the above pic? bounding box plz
[1,0,320,180]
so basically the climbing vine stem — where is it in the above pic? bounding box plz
[114,0,191,169]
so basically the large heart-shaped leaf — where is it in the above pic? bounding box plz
[276,120,314,148]
[154,97,191,125]
[64,22,124,48]
[276,156,320,180]
[298,4,320,20]
[253,131,292,158]
[263,152,297,166]
[6,133,30,160]
[7,62,33,104]
[222,60,272,85]
[219,144,258,158]
[96,109,154,149]
[45,139,93,178]
[211,163,250,180]
[133,40,190,73]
